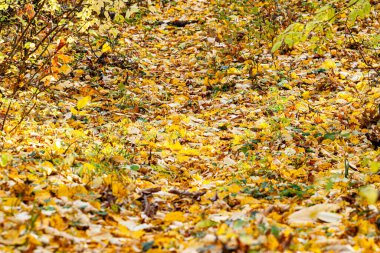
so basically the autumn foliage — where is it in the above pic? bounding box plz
[0,0,379,252]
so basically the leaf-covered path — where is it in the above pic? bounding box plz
[1,0,380,252]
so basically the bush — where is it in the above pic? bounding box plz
[0,0,85,132]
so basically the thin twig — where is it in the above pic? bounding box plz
[1,101,12,131]
[8,0,48,61]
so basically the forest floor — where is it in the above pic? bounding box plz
[1,0,380,252]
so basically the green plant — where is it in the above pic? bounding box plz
[271,0,372,53]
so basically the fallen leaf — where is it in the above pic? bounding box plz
[288,204,339,225]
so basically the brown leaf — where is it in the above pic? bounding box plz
[169,188,207,201]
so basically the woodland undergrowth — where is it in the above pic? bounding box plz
[0,0,379,252]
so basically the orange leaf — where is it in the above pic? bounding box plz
[164,211,186,222]
[24,4,35,20]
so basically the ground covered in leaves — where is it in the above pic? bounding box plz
[1,0,380,252]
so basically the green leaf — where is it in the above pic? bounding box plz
[114,14,125,23]
[130,164,140,171]
[125,4,139,19]
[271,225,281,238]
[303,21,318,40]
[348,0,371,26]
[271,40,283,53]
[24,42,35,50]
[0,153,12,167]
[348,10,359,26]
[362,1,371,16]
[348,0,358,6]
[284,36,294,46]
[233,219,246,229]
[195,219,217,228]
[370,34,380,46]
[142,241,154,252]
[314,5,335,22]
[323,132,337,140]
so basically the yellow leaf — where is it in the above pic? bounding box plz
[74,69,85,78]
[148,3,157,13]
[58,54,73,63]
[34,190,51,202]
[296,102,309,112]
[254,118,269,129]
[215,71,225,79]
[204,76,210,86]
[302,91,311,99]
[73,185,88,196]
[111,155,126,164]
[227,67,241,75]
[282,82,293,90]
[40,161,55,175]
[358,220,370,235]
[321,59,336,69]
[228,184,241,194]
[28,234,42,246]
[192,173,202,181]
[117,224,132,236]
[0,52,5,64]
[70,107,78,114]
[83,163,96,172]
[0,153,12,167]
[267,234,279,250]
[239,196,256,205]
[179,148,200,156]
[24,42,35,50]
[170,142,182,151]
[59,64,71,75]
[112,181,125,196]
[216,223,228,235]
[101,42,112,53]
[301,78,314,85]
[164,211,186,222]
[232,135,243,145]
[189,204,200,213]
[50,214,68,230]
[359,185,378,204]
[369,161,380,173]
[176,154,189,162]
[57,184,70,198]
[77,96,91,110]
[174,95,188,104]
[0,234,27,246]
[2,197,20,207]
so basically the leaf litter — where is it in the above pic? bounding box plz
[0,0,380,252]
